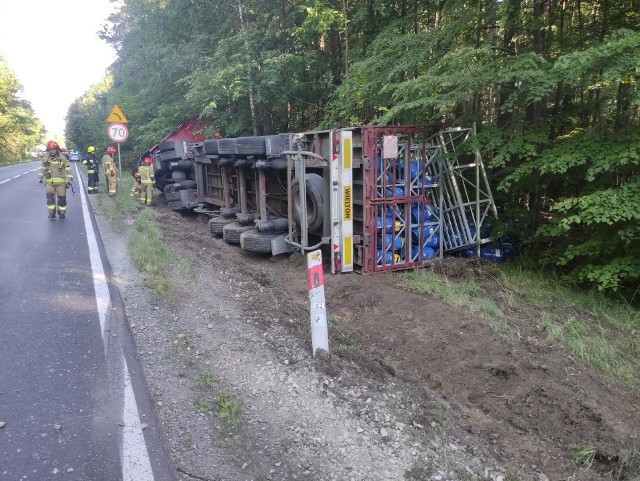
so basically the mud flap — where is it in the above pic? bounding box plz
[271,234,293,256]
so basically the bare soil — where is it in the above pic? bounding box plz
[153,205,640,481]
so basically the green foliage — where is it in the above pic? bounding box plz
[0,56,44,163]
[63,0,640,296]
[214,393,241,423]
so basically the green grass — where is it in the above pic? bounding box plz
[401,269,502,318]
[215,394,241,423]
[401,259,640,392]
[571,444,596,468]
[199,372,216,389]
[95,172,140,225]
[195,398,210,414]
[128,208,193,301]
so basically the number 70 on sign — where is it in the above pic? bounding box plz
[107,123,129,143]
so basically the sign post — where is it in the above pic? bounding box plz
[106,106,129,180]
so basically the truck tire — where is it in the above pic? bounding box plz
[291,173,325,232]
[170,160,194,171]
[163,184,180,202]
[173,180,196,190]
[240,229,279,254]
[235,136,266,155]
[223,222,255,244]
[158,141,177,153]
[218,139,236,155]
[209,217,235,236]
[203,139,219,155]
[160,150,179,162]
[265,135,283,156]
[171,170,187,182]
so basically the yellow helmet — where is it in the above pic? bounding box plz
[87,146,96,153]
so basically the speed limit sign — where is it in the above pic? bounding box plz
[107,123,129,143]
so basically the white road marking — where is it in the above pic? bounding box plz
[76,165,155,481]
[0,167,39,184]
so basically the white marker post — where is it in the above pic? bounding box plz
[307,250,329,356]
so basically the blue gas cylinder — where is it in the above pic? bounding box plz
[410,203,437,223]
[378,234,404,251]
[376,250,401,265]
[411,225,437,241]
[424,233,439,248]
[480,247,506,263]
[411,245,436,261]
[385,186,405,198]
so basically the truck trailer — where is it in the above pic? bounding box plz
[150,124,498,274]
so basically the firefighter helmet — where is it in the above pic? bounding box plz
[145,157,152,165]
[107,146,116,155]
[46,140,60,150]
[87,146,96,153]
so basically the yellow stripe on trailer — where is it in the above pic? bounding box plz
[343,236,352,266]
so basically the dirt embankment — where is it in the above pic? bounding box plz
[98,200,640,481]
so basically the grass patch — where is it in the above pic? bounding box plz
[401,269,502,318]
[215,393,241,423]
[195,398,210,414]
[199,372,216,389]
[128,209,193,301]
[328,314,356,347]
[95,174,140,226]
[402,259,640,391]
[571,444,596,468]
[500,263,640,389]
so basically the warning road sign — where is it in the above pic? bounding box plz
[106,105,128,123]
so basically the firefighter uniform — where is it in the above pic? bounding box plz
[130,159,142,200]
[82,149,100,193]
[102,152,118,196]
[39,149,73,218]
[138,159,155,205]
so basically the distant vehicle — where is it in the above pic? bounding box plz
[69,152,81,162]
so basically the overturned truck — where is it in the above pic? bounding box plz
[153,125,499,274]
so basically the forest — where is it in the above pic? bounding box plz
[63,0,640,298]
[0,57,43,164]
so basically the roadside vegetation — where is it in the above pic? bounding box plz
[0,56,43,165]
[402,261,640,393]
[87,168,193,303]
[128,208,193,302]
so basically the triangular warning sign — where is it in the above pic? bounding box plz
[106,105,128,123]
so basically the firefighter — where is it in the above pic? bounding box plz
[102,146,118,196]
[38,140,73,219]
[130,158,143,200]
[138,157,155,206]
[82,146,100,193]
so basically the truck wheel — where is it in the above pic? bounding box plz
[240,229,279,254]
[158,141,177,152]
[235,136,266,155]
[171,160,194,171]
[160,150,178,162]
[291,173,325,232]
[223,222,255,244]
[171,170,187,182]
[209,217,235,237]
[218,139,236,155]
[203,139,219,155]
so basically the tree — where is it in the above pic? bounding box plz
[0,56,44,163]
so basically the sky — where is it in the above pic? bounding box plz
[0,0,118,142]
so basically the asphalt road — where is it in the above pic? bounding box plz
[0,161,174,480]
